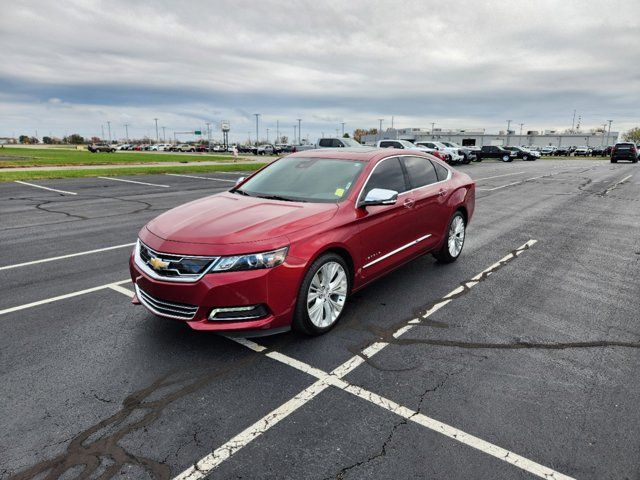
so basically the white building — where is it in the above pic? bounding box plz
[362,128,620,148]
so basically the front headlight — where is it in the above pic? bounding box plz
[211,247,288,272]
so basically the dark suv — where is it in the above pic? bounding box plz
[503,146,539,161]
[476,145,516,162]
[611,143,638,163]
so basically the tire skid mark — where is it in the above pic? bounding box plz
[8,357,259,480]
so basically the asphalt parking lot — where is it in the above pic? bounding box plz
[1,159,639,480]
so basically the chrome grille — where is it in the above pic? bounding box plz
[136,240,218,282]
[135,284,199,320]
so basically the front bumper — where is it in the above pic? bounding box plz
[129,252,305,333]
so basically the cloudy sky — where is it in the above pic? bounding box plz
[1,0,638,142]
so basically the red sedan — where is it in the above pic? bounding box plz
[129,148,475,335]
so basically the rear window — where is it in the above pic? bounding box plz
[616,144,633,150]
[431,161,449,181]
[318,139,332,147]
[402,156,438,188]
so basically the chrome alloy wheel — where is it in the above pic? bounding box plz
[306,261,348,328]
[448,215,465,257]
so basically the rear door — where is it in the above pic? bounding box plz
[400,156,449,250]
[356,157,417,280]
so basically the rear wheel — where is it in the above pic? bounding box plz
[293,253,350,335]
[502,155,510,162]
[611,158,617,163]
[523,154,529,161]
[433,212,466,264]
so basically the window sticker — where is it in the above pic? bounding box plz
[334,188,345,197]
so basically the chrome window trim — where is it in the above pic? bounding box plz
[356,154,452,207]
[363,233,432,269]
[135,240,219,283]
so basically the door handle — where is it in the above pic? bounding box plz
[403,198,415,208]
[438,189,448,197]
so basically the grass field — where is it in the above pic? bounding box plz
[0,147,245,167]
[0,163,264,182]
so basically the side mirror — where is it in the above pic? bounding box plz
[359,188,398,207]
[235,176,246,186]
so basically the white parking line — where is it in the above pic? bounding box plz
[0,279,130,316]
[0,243,136,271]
[108,284,135,298]
[473,171,525,181]
[165,173,236,182]
[169,240,567,480]
[602,174,633,195]
[227,339,573,480]
[98,176,170,188]
[14,180,77,196]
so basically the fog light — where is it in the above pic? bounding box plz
[208,304,268,321]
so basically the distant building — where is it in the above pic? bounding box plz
[362,128,620,148]
[0,137,17,145]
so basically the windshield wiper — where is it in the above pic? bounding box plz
[257,194,306,202]
[232,189,252,197]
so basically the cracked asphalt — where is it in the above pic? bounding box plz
[0,160,638,479]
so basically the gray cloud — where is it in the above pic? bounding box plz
[1,0,638,141]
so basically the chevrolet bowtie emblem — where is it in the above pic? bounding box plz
[149,257,170,270]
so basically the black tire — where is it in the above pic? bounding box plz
[611,159,617,163]
[433,211,466,264]
[462,154,471,165]
[502,155,510,162]
[523,154,529,161]
[292,252,350,335]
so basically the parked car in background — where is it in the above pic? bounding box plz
[554,146,571,156]
[414,141,464,164]
[175,144,196,152]
[88,143,115,153]
[130,148,475,335]
[115,144,131,151]
[475,145,516,162]
[317,137,364,148]
[610,142,638,163]
[540,146,557,156]
[256,144,276,155]
[573,146,590,156]
[590,146,612,157]
[440,141,475,164]
[376,139,450,163]
[503,146,540,161]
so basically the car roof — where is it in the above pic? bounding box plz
[286,147,430,162]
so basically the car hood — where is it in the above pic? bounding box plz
[145,192,338,250]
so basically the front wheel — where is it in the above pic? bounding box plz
[523,154,529,161]
[293,253,350,335]
[502,155,510,162]
[433,212,466,264]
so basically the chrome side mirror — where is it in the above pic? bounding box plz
[235,176,246,186]
[360,188,398,207]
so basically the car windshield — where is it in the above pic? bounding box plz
[399,140,418,148]
[235,157,365,203]
[341,138,362,147]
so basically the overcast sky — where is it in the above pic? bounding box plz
[1,0,638,142]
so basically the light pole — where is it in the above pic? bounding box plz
[254,114,260,146]
[378,118,383,141]
[205,122,211,144]
[519,123,524,144]
[297,118,302,144]
[571,110,576,132]
[276,120,279,143]
[266,128,269,143]
[293,125,297,145]
[506,120,512,146]
[107,121,111,143]
[154,118,159,144]
[341,122,345,137]
[431,122,435,135]
[124,123,129,142]
[606,120,613,146]
[101,125,105,141]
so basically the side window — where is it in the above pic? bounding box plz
[318,139,331,147]
[332,139,344,147]
[402,156,438,188]
[363,158,408,198]
[379,141,393,148]
[431,160,449,182]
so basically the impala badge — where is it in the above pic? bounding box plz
[149,257,170,270]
